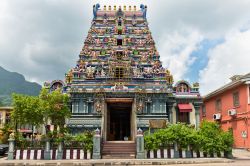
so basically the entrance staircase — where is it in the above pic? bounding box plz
[102,142,136,159]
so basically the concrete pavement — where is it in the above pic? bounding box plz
[0,158,233,166]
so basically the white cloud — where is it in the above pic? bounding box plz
[199,29,250,95]
[158,29,203,82]
[1,0,250,85]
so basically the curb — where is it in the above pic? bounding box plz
[0,158,234,166]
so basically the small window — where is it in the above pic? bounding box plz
[178,112,190,124]
[117,39,122,45]
[146,103,151,114]
[115,67,124,79]
[215,99,222,112]
[88,103,92,113]
[233,91,240,107]
[72,102,79,113]
[118,20,122,26]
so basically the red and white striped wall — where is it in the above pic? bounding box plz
[14,149,44,160]
[14,149,91,160]
[145,149,225,159]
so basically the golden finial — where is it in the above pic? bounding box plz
[104,5,106,11]
[134,5,136,11]
[108,5,111,11]
[123,5,126,11]
[129,6,131,11]
[114,5,116,11]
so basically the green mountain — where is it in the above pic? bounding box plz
[0,66,42,106]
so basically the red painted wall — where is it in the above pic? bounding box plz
[203,84,250,149]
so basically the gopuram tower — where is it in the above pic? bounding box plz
[50,4,203,146]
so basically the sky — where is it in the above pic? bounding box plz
[1,0,250,95]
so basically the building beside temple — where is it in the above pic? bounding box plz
[46,4,202,150]
[0,107,12,130]
[203,73,250,149]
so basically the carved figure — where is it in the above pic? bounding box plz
[91,51,97,59]
[95,100,103,113]
[65,69,73,83]
[86,66,95,78]
[140,4,147,19]
[101,69,106,77]
[136,100,144,113]
[141,52,147,62]
[111,83,128,91]
[93,3,100,19]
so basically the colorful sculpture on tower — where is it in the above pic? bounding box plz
[47,4,202,138]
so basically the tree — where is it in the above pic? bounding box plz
[144,121,233,154]
[39,88,71,134]
[11,88,71,137]
[11,93,44,139]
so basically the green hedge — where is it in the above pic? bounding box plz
[144,121,233,154]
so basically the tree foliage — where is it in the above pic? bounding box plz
[11,88,71,134]
[39,88,70,128]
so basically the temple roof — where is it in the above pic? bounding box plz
[62,4,200,95]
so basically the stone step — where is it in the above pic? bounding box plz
[102,142,136,159]
[102,154,135,159]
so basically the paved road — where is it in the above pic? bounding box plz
[0,149,249,165]
[167,159,250,166]
[185,149,250,166]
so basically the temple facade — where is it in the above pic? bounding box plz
[46,4,202,142]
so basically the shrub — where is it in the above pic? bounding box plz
[144,121,233,154]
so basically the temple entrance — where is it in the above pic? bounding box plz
[107,102,132,141]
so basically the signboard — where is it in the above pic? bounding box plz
[241,131,247,138]
[149,120,167,128]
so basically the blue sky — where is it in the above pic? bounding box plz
[186,38,225,82]
[1,0,250,95]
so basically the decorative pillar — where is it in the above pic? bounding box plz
[57,141,63,159]
[44,139,51,160]
[174,143,179,158]
[92,128,101,159]
[7,134,15,160]
[225,149,233,159]
[193,102,202,128]
[167,104,173,123]
[136,128,145,159]
[185,145,192,158]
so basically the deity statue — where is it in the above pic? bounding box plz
[65,69,73,83]
[140,4,147,19]
[91,51,97,59]
[136,100,144,114]
[141,52,148,62]
[101,69,106,77]
[93,4,100,19]
[86,66,95,78]
[95,38,101,46]
[132,18,137,26]
[165,69,174,84]
[103,18,108,25]
[95,100,103,113]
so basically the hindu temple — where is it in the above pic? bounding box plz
[46,4,202,157]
